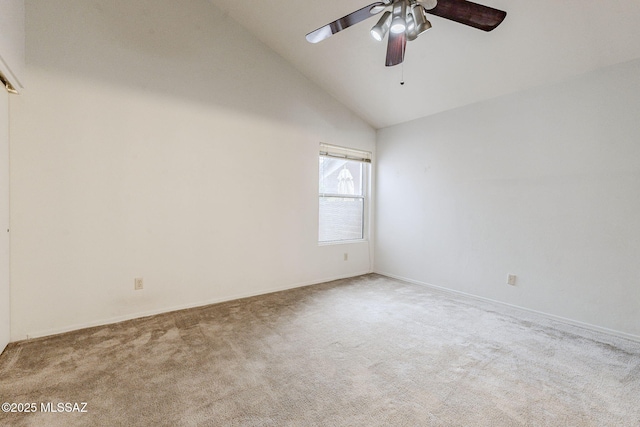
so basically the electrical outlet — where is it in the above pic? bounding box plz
[344,253,348,261]
[507,274,517,286]
[134,277,144,290]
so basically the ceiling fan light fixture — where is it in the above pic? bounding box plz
[390,0,407,34]
[370,11,392,41]
[420,18,432,34]
[390,17,406,34]
[370,4,386,14]
[305,0,506,67]
[406,13,418,41]
[417,0,437,11]
[412,4,432,35]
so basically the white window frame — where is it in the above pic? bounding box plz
[318,143,371,244]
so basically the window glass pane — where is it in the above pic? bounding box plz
[319,157,363,196]
[318,197,364,242]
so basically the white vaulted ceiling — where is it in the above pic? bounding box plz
[210,0,640,129]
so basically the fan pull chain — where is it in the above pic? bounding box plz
[400,63,405,85]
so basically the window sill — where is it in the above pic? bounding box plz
[318,239,368,246]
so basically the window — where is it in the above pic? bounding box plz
[318,144,371,243]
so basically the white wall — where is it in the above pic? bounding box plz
[0,0,23,353]
[0,0,25,90]
[0,88,9,352]
[376,59,640,339]
[9,0,375,340]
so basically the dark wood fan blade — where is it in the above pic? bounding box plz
[385,29,406,67]
[306,2,386,43]
[427,0,506,32]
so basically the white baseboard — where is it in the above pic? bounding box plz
[375,271,640,344]
[20,270,373,342]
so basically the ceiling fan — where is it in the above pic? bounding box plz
[306,0,506,67]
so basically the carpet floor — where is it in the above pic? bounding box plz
[1,274,639,426]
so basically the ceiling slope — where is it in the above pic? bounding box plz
[210,0,640,129]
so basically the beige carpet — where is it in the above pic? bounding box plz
[1,274,639,426]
